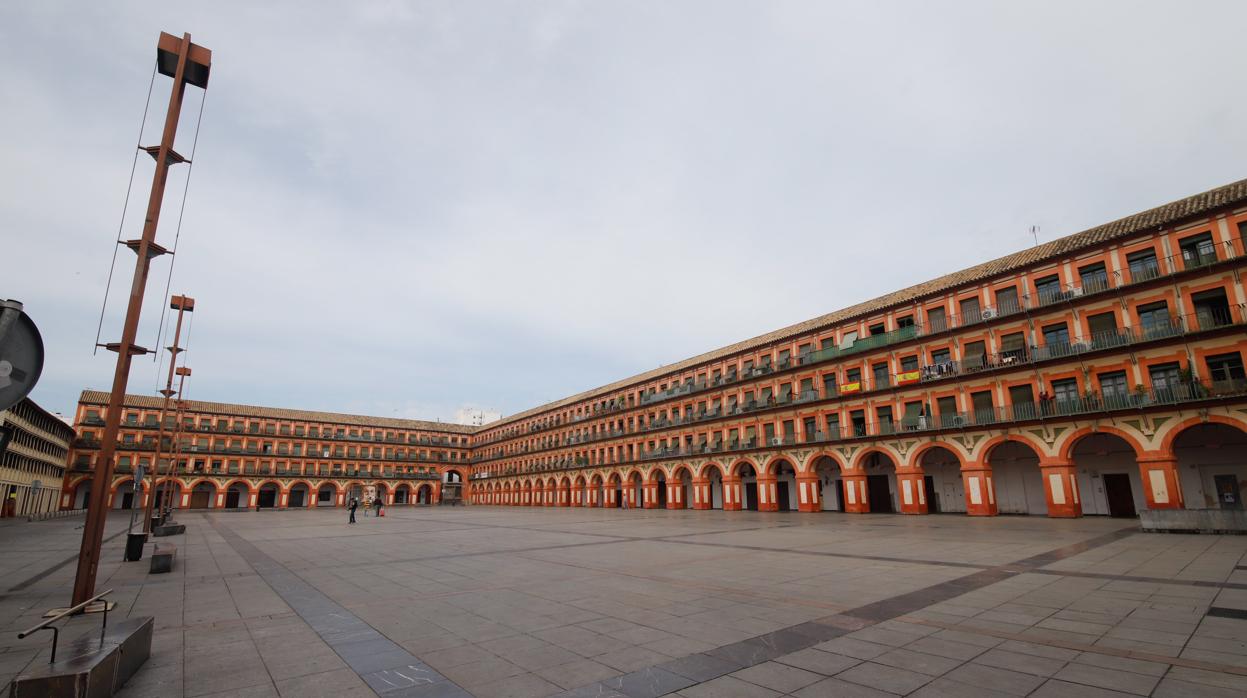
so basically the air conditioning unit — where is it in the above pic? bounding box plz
[981,307,998,319]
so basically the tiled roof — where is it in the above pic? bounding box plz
[79,390,477,435]
[487,177,1247,428]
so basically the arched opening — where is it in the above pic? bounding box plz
[592,475,605,507]
[189,481,217,509]
[72,479,92,509]
[416,484,433,505]
[288,483,310,508]
[559,477,572,506]
[1070,434,1142,517]
[225,482,250,509]
[373,483,390,505]
[394,484,410,504]
[861,452,898,513]
[919,447,964,514]
[627,472,643,508]
[989,441,1046,515]
[112,479,142,509]
[316,484,338,507]
[704,464,725,509]
[771,460,798,511]
[573,477,586,506]
[653,471,667,508]
[813,456,843,511]
[154,480,183,512]
[345,483,364,505]
[257,482,280,509]
[1174,423,1247,510]
[671,467,693,509]
[737,463,759,510]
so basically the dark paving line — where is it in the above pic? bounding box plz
[1029,567,1247,590]
[1207,606,1247,620]
[6,526,131,592]
[663,538,990,570]
[206,516,471,698]
[557,525,1140,698]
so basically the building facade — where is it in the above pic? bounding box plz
[468,179,1247,518]
[60,391,474,512]
[60,179,1247,518]
[2,397,75,517]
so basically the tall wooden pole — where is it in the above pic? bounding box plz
[72,33,210,606]
[141,295,193,532]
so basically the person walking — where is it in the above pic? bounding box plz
[348,497,358,524]
[375,497,384,517]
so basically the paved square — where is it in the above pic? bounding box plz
[2,508,1246,697]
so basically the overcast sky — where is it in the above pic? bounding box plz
[4,1,1246,423]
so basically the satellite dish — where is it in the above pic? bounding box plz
[0,300,45,413]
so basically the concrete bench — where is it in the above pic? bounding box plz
[151,523,185,537]
[150,544,176,574]
[10,616,153,698]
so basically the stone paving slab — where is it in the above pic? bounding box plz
[2,507,1247,696]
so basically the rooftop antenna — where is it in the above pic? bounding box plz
[1030,225,1040,247]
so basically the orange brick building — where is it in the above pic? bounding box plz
[62,179,1247,518]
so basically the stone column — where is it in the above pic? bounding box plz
[643,481,660,509]
[841,473,870,513]
[894,466,928,514]
[756,474,779,512]
[692,477,712,510]
[796,473,821,512]
[1137,454,1185,510]
[722,475,743,511]
[1039,460,1081,518]
[960,462,997,516]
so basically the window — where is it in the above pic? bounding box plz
[779,349,791,366]
[1098,371,1129,405]
[1078,262,1109,293]
[1034,274,1062,303]
[963,341,986,370]
[845,367,861,384]
[1042,322,1070,347]
[825,414,840,439]
[872,362,890,389]
[850,410,866,437]
[900,355,919,371]
[931,348,951,364]
[1000,332,1026,363]
[820,336,836,351]
[960,297,982,323]
[1137,301,1172,336]
[1051,378,1080,412]
[1087,311,1118,341]
[1008,384,1036,419]
[1179,232,1217,269]
[927,306,947,332]
[896,315,914,328]
[1127,249,1160,283]
[936,396,958,421]
[970,391,995,422]
[1148,362,1182,397]
[875,406,894,434]
[869,323,886,336]
[822,373,838,396]
[1206,353,1245,387]
[995,286,1020,314]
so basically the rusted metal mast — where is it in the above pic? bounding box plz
[141,294,194,532]
[72,33,211,606]
[159,365,192,519]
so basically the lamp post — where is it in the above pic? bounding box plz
[142,295,194,533]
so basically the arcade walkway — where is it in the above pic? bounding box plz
[0,508,1244,697]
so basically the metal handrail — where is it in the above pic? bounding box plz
[17,588,113,663]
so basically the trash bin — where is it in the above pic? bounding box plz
[125,532,148,562]
[150,516,161,532]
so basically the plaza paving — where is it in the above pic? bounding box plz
[1,508,1246,697]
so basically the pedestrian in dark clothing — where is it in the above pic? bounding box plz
[375,498,384,517]
[348,497,358,524]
